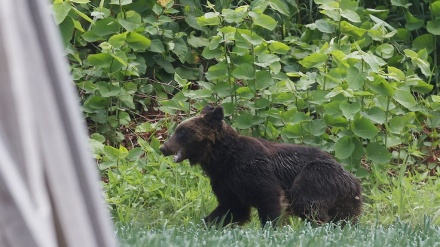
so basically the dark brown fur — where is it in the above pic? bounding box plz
[160,106,362,227]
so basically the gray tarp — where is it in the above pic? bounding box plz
[0,0,116,246]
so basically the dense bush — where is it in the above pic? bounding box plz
[52,0,440,225]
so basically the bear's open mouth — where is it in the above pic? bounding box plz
[174,149,184,163]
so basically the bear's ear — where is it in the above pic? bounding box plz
[204,106,224,122]
[212,106,224,121]
[201,105,215,115]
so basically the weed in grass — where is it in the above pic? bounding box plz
[99,136,218,228]
[363,171,440,225]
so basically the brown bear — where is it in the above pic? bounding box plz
[159,105,362,227]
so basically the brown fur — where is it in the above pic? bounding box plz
[160,106,362,227]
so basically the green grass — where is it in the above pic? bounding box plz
[116,217,440,247]
[104,158,440,225]
[100,145,440,246]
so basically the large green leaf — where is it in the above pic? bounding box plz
[108,32,127,48]
[202,46,223,59]
[314,19,337,34]
[92,17,119,36]
[52,2,72,25]
[170,37,188,63]
[413,34,435,53]
[119,90,135,109]
[366,143,391,164]
[346,67,367,90]
[234,111,254,129]
[126,32,151,51]
[323,101,344,117]
[197,13,221,26]
[255,54,281,67]
[367,73,394,97]
[362,52,386,73]
[148,40,165,53]
[427,20,440,35]
[255,71,273,90]
[414,58,432,77]
[83,95,109,111]
[387,66,406,81]
[340,101,361,120]
[103,146,121,161]
[362,107,386,124]
[341,9,361,23]
[71,6,94,24]
[183,89,213,99]
[110,51,127,67]
[119,112,131,125]
[389,118,403,134]
[432,95,440,103]
[118,11,142,31]
[222,9,246,23]
[253,98,271,109]
[430,1,440,18]
[269,0,289,16]
[340,21,366,37]
[232,64,255,80]
[154,54,174,73]
[236,87,254,99]
[208,36,222,50]
[291,112,312,124]
[250,12,277,31]
[391,0,411,8]
[269,41,290,54]
[389,113,415,134]
[126,147,144,161]
[110,0,132,5]
[351,137,365,161]
[335,136,355,160]
[405,10,424,30]
[353,118,377,139]
[339,0,358,10]
[376,44,394,59]
[59,17,74,48]
[205,61,229,81]
[310,119,327,136]
[187,34,209,48]
[394,89,416,109]
[299,53,328,69]
[88,53,113,68]
[240,33,264,46]
[96,81,120,97]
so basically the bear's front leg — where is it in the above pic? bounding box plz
[204,204,251,227]
[205,182,251,227]
[255,187,285,227]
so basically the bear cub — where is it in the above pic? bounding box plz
[160,106,362,227]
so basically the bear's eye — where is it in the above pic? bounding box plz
[176,127,189,137]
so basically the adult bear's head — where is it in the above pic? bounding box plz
[159,105,224,165]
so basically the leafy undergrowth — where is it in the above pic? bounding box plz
[100,138,440,227]
[57,0,440,176]
[116,217,440,247]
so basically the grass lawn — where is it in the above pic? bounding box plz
[116,218,440,247]
[103,151,440,247]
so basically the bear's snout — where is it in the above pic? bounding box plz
[159,145,170,156]
[159,144,185,163]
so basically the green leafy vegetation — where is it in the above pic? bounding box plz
[52,0,440,244]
